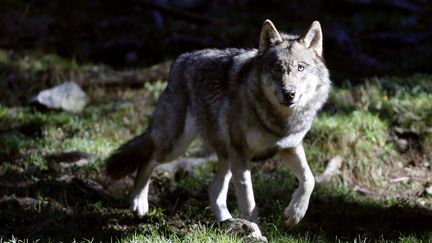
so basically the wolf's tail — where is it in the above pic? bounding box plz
[105,131,154,179]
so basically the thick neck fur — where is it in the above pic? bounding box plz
[246,77,314,137]
[245,61,330,138]
[227,44,330,138]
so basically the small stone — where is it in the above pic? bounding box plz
[418,199,426,206]
[425,184,432,196]
[396,138,409,152]
[31,81,88,112]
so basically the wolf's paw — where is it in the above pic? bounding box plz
[130,196,149,217]
[283,202,308,227]
[220,218,267,242]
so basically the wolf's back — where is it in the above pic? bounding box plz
[106,48,256,179]
[105,132,154,179]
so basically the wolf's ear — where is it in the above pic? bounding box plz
[258,19,283,55]
[299,21,323,57]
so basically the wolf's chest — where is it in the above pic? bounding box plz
[245,128,278,155]
[245,126,307,158]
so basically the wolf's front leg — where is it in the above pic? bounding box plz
[230,152,263,238]
[209,158,233,221]
[280,143,315,227]
[231,154,258,223]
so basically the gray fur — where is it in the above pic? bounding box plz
[106,19,331,235]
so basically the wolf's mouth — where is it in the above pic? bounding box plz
[279,94,302,107]
[280,100,296,107]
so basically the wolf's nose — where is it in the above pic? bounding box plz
[282,85,296,100]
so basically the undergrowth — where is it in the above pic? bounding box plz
[0,51,431,242]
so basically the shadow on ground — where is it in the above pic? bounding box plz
[1,172,432,241]
[297,187,432,241]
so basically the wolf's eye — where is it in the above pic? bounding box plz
[298,65,305,72]
[273,64,283,72]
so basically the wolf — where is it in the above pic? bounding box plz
[106,19,331,237]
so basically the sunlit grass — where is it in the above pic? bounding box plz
[307,110,394,187]
[1,74,432,242]
[0,49,108,74]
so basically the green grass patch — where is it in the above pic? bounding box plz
[1,73,432,242]
[307,110,394,187]
[0,49,108,74]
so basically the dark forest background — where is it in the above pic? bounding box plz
[1,0,431,81]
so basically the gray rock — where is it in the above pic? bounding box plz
[31,81,88,112]
[220,218,268,242]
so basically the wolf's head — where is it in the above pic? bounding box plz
[256,20,330,111]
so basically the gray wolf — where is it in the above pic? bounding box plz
[106,19,331,237]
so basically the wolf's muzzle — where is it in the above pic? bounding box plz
[281,85,296,104]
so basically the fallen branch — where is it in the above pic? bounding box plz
[353,185,373,196]
[77,61,172,88]
[389,176,410,183]
[46,151,94,172]
[315,155,343,183]
[154,154,216,179]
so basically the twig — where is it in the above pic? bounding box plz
[389,176,410,183]
[315,155,343,183]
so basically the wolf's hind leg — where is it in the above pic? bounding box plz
[159,111,198,162]
[130,159,158,217]
[130,111,198,216]
[280,143,315,227]
[209,158,232,221]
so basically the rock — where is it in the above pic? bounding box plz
[220,218,267,242]
[31,81,88,112]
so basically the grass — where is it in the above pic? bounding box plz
[121,226,242,243]
[0,52,432,242]
[307,110,391,187]
[0,49,110,106]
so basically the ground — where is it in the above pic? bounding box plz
[0,51,432,242]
